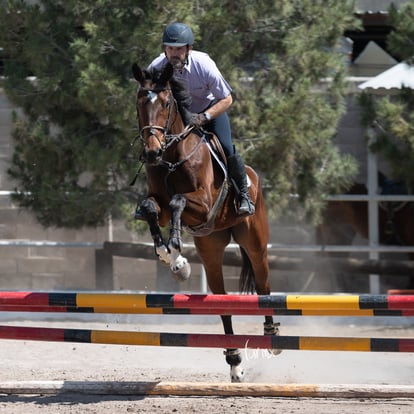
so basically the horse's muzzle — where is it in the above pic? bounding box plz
[142,148,163,165]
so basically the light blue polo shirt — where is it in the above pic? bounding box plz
[148,50,232,113]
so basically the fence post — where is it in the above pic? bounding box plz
[95,248,114,290]
[367,129,380,294]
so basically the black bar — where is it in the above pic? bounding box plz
[49,293,77,307]
[64,328,92,343]
[160,332,188,346]
[371,338,400,352]
[258,295,287,309]
[162,308,191,315]
[146,294,175,308]
[359,295,388,309]
[373,310,403,316]
[271,335,300,350]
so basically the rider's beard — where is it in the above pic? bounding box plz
[169,56,186,70]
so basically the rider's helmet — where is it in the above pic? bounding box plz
[162,22,194,47]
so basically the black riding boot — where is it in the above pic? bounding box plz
[227,153,255,216]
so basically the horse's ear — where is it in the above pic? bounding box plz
[159,63,174,85]
[132,63,144,84]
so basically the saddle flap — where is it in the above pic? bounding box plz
[207,133,227,167]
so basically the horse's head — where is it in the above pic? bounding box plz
[132,63,176,165]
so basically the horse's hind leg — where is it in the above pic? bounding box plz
[253,271,282,356]
[253,270,282,355]
[139,198,170,264]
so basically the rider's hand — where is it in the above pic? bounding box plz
[189,113,209,128]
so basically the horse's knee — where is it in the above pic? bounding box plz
[169,194,187,213]
[140,198,158,219]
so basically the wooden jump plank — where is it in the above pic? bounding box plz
[0,381,413,398]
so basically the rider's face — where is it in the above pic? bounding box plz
[164,45,191,68]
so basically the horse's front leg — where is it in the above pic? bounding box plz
[138,198,171,265]
[168,194,191,281]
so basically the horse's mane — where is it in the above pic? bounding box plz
[151,64,192,125]
[170,76,192,125]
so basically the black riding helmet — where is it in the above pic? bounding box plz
[163,22,194,46]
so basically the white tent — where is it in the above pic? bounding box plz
[358,62,414,93]
[352,41,397,77]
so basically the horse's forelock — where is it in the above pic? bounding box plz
[143,69,152,80]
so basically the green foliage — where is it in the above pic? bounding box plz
[225,0,359,221]
[0,0,359,227]
[388,1,414,63]
[359,0,414,190]
[360,90,414,189]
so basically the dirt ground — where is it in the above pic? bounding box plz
[0,312,413,413]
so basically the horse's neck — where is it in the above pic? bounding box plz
[170,109,187,135]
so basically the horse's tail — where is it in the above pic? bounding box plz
[239,247,255,294]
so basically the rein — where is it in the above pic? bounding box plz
[158,128,205,172]
[139,88,202,172]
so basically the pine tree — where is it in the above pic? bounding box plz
[0,0,359,227]
[196,0,359,221]
[359,0,414,190]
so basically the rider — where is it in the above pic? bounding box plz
[147,22,255,216]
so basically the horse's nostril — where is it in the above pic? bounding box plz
[144,149,162,165]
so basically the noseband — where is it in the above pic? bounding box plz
[139,87,178,152]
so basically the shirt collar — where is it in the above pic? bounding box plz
[182,53,192,73]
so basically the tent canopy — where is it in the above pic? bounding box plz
[358,62,414,93]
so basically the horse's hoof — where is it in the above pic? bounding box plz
[172,261,191,281]
[264,322,283,356]
[230,365,245,383]
[134,208,147,221]
[156,245,170,265]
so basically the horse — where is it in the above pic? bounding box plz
[131,62,280,382]
[316,179,414,290]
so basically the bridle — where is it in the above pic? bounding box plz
[138,87,177,150]
[137,86,204,172]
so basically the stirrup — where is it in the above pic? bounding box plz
[237,194,255,216]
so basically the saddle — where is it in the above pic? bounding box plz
[183,130,230,237]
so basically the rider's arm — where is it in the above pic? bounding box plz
[204,94,232,120]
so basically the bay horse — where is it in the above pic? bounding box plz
[131,62,280,382]
[316,179,414,290]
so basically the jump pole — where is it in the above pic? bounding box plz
[1,292,413,311]
[1,304,413,316]
[0,325,413,352]
[0,380,413,398]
